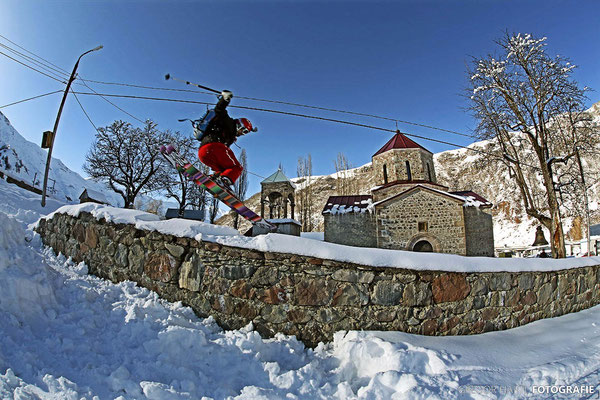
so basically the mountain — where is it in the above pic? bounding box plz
[0,111,122,206]
[218,103,600,248]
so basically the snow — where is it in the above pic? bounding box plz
[266,218,301,225]
[3,109,600,399]
[3,157,600,399]
[0,111,123,206]
[43,202,600,273]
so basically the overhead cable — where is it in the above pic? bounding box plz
[0,50,67,83]
[70,89,99,132]
[0,90,63,109]
[0,42,71,80]
[0,33,70,74]
[1,34,476,141]
[69,90,520,166]
[78,79,146,124]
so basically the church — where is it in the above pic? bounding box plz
[322,132,495,256]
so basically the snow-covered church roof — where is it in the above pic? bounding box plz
[322,195,373,215]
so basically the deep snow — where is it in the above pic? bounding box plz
[2,178,600,399]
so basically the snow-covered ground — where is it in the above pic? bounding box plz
[2,178,600,399]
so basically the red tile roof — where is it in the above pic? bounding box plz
[373,132,431,157]
[449,190,493,207]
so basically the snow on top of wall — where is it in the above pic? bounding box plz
[40,203,600,273]
[43,203,239,239]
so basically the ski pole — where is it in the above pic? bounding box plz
[164,74,221,94]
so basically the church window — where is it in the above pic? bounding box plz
[418,221,428,232]
[406,161,412,180]
[383,164,388,184]
[427,163,432,181]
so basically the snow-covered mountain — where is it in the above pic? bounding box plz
[0,111,122,206]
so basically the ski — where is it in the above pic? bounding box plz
[159,144,275,232]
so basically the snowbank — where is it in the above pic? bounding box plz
[0,212,57,325]
[3,177,600,399]
[42,203,600,272]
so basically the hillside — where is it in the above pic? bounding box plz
[218,103,600,248]
[0,111,122,206]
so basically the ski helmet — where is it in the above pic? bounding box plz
[235,118,256,135]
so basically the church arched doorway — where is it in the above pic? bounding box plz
[413,240,433,252]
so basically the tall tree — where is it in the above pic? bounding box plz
[467,32,598,258]
[84,120,169,208]
[334,152,356,196]
[232,149,248,229]
[296,154,314,232]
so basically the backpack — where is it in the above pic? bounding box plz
[180,109,217,141]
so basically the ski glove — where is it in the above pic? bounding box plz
[221,90,233,101]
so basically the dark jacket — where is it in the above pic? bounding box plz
[200,97,237,147]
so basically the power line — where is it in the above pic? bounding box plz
[80,76,477,139]
[0,50,67,83]
[0,42,71,81]
[0,33,476,141]
[68,90,514,164]
[78,79,146,124]
[70,89,98,132]
[0,90,63,109]
[0,33,70,75]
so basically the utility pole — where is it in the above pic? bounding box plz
[41,45,103,207]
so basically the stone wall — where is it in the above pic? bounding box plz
[323,212,377,248]
[372,148,436,186]
[464,207,495,257]
[36,211,600,347]
[376,188,467,254]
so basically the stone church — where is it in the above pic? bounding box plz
[322,132,495,256]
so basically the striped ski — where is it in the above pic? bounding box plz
[160,145,274,230]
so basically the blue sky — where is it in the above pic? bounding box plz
[1,0,599,196]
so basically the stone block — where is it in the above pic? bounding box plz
[179,254,204,292]
[372,280,403,305]
[295,277,335,306]
[331,269,375,284]
[144,253,178,283]
[332,283,369,306]
[165,243,185,259]
[432,273,470,303]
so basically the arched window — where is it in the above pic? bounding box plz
[383,164,388,184]
[405,161,412,181]
[427,163,432,181]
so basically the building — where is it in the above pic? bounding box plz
[79,188,108,205]
[260,169,296,219]
[322,132,495,256]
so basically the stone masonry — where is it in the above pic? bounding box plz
[376,188,467,254]
[323,213,377,248]
[36,211,600,347]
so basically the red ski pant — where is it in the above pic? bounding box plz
[198,142,243,183]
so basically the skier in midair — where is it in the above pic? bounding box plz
[195,90,256,189]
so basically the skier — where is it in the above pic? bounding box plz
[195,90,256,189]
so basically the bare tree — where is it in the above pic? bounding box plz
[209,197,220,223]
[84,120,169,208]
[296,154,314,231]
[334,152,356,196]
[232,149,248,229]
[467,32,598,258]
[158,133,210,217]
